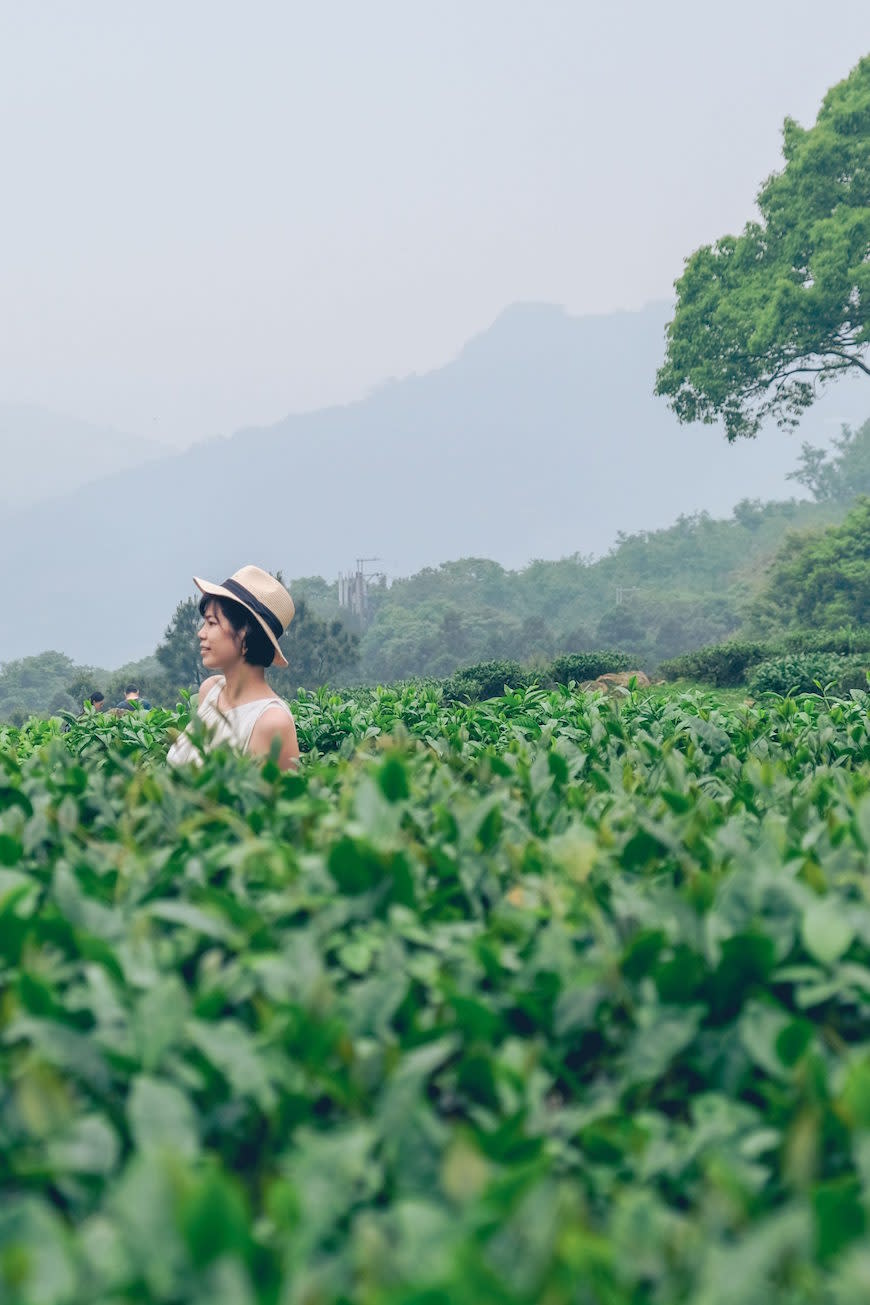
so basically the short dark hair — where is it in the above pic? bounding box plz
[199,595,274,667]
[91,692,105,704]
[125,684,139,694]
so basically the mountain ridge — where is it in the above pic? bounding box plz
[2,300,868,667]
[0,402,172,510]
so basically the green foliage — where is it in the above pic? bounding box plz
[749,497,870,633]
[748,651,869,696]
[356,484,855,683]
[548,649,633,683]
[656,55,870,439]
[0,651,82,723]
[783,627,870,655]
[594,604,645,649]
[7,417,870,715]
[12,417,870,714]
[156,595,205,691]
[0,657,178,730]
[661,630,870,686]
[271,596,360,690]
[442,658,532,701]
[659,640,774,685]
[102,656,174,711]
[361,599,549,683]
[2,683,870,1300]
[63,670,109,711]
[788,418,870,503]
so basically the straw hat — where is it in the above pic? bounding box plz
[194,565,295,668]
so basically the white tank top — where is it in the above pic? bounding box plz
[167,677,294,767]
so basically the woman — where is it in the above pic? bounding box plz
[167,565,300,771]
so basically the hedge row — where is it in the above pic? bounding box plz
[442,650,634,701]
[747,652,869,697]
[659,629,870,687]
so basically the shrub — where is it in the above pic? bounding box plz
[443,659,531,701]
[4,681,870,1299]
[747,498,870,633]
[659,641,773,686]
[547,650,634,684]
[661,633,870,687]
[748,652,869,697]
[782,627,870,656]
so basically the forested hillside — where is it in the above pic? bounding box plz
[324,418,870,680]
[2,418,866,721]
[3,301,869,668]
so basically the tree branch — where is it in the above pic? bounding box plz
[744,360,852,398]
[826,349,870,378]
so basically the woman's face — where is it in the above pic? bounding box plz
[198,600,243,671]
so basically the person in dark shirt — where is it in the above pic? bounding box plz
[116,684,152,710]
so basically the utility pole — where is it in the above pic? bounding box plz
[337,557,384,625]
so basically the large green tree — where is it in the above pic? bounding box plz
[787,415,870,502]
[748,497,870,633]
[271,599,360,691]
[0,650,81,722]
[360,601,551,683]
[155,597,205,691]
[656,56,870,440]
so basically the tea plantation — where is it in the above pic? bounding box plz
[2,681,870,1304]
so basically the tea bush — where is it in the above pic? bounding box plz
[2,681,870,1302]
[660,631,870,687]
[442,658,531,701]
[547,649,634,684]
[785,627,870,655]
[748,651,869,697]
[442,650,635,701]
[658,640,773,685]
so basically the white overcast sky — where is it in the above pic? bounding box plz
[1,1,868,447]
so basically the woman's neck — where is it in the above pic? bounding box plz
[219,662,270,706]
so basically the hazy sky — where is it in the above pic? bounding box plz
[1,2,868,448]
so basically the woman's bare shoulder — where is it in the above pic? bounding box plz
[196,675,221,702]
[248,702,300,769]
[249,702,296,744]
[255,700,295,726]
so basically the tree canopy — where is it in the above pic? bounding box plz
[0,651,80,722]
[271,598,360,691]
[155,597,206,692]
[656,56,870,440]
[4,417,870,719]
[749,497,870,633]
[787,415,870,503]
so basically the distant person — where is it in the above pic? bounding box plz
[62,690,106,731]
[116,684,152,711]
[167,564,299,771]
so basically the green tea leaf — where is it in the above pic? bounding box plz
[802,899,854,966]
[128,1075,200,1158]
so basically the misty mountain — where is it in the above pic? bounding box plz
[2,301,868,668]
[0,402,169,510]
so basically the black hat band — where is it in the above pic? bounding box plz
[221,578,284,640]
